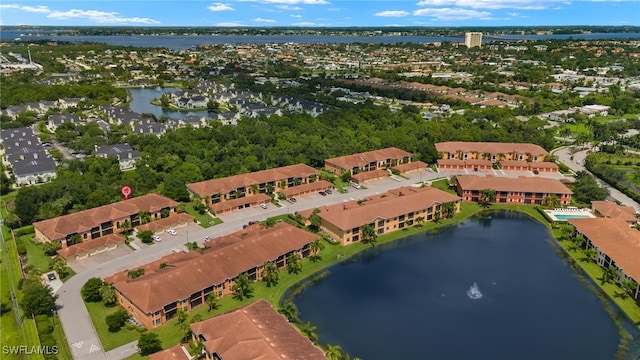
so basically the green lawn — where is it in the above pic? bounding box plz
[22,234,52,273]
[51,315,72,360]
[182,203,218,228]
[85,301,142,351]
[430,178,456,194]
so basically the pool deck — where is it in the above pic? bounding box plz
[544,207,597,221]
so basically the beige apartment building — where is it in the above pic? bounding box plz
[300,186,460,245]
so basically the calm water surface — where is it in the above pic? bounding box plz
[294,212,625,360]
[127,87,209,119]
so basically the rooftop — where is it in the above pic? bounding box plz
[456,175,572,194]
[325,147,412,170]
[435,141,548,156]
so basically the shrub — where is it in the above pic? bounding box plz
[138,230,153,244]
[14,225,34,237]
[105,309,130,333]
[43,241,62,256]
[15,238,26,256]
[128,268,145,279]
[35,314,54,334]
[81,278,104,302]
[138,332,162,355]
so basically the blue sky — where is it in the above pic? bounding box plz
[1,1,638,27]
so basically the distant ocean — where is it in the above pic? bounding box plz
[1,30,639,50]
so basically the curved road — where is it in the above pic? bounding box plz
[552,146,640,212]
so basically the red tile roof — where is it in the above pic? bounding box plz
[190,299,326,360]
[34,194,178,242]
[136,213,194,233]
[110,222,317,314]
[325,147,412,171]
[211,194,271,213]
[351,169,389,182]
[456,175,572,194]
[305,186,459,231]
[568,218,640,283]
[186,164,319,198]
[392,160,427,173]
[57,233,125,259]
[435,141,548,156]
[591,201,637,222]
[279,180,333,197]
[528,162,559,169]
[148,344,190,360]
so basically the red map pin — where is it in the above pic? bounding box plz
[121,185,132,200]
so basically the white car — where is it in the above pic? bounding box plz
[204,236,211,242]
[152,235,161,242]
[260,204,268,209]
[351,183,361,189]
[167,229,177,236]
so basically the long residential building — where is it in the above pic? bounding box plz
[188,299,326,360]
[300,186,460,245]
[106,222,317,328]
[455,175,572,205]
[435,141,548,163]
[324,147,413,176]
[33,193,179,245]
[568,218,640,301]
[186,164,319,214]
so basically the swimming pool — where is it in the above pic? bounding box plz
[553,214,592,221]
[544,209,596,221]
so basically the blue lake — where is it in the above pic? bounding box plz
[293,212,633,360]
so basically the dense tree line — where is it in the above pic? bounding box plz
[8,105,555,227]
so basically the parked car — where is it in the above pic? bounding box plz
[319,191,327,196]
[351,183,361,189]
[260,204,268,209]
[167,229,177,236]
[204,236,211,242]
[290,198,297,203]
[325,189,332,194]
[152,235,161,242]
[47,273,56,281]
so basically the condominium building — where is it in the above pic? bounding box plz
[186,164,320,214]
[465,32,483,48]
[300,186,460,245]
[324,147,413,176]
[33,193,179,245]
[188,300,326,360]
[106,222,317,328]
[435,141,548,163]
[455,175,572,205]
[568,218,640,301]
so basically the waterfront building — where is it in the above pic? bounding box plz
[299,186,460,245]
[186,164,319,214]
[591,201,638,224]
[188,300,326,360]
[455,175,572,205]
[568,218,640,301]
[465,32,483,48]
[106,222,317,328]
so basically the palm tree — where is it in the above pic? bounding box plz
[479,188,496,207]
[99,283,117,307]
[584,248,597,263]
[299,322,318,342]
[442,201,456,219]
[232,273,254,301]
[600,266,618,285]
[325,344,343,360]
[262,261,279,287]
[287,253,302,275]
[621,279,638,299]
[50,255,67,278]
[414,216,425,227]
[361,224,377,245]
[278,301,298,322]
[138,211,151,224]
[309,238,325,263]
[206,293,220,312]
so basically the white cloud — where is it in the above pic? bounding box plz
[207,3,235,11]
[375,10,410,17]
[262,0,329,4]
[415,0,561,10]
[290,14,303,17]
[276,5,303,10]
[47,9,160,24]
[216,21,247,26]
[253,17,277,22]
[0,4,51,13]
[413,7,491,20]
[291,21,318,25]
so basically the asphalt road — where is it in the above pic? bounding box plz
[552,146,640,211]
[56,167,580,359]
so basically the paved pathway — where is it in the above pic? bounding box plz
[552,146,640,211]
[57,167,576,359]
